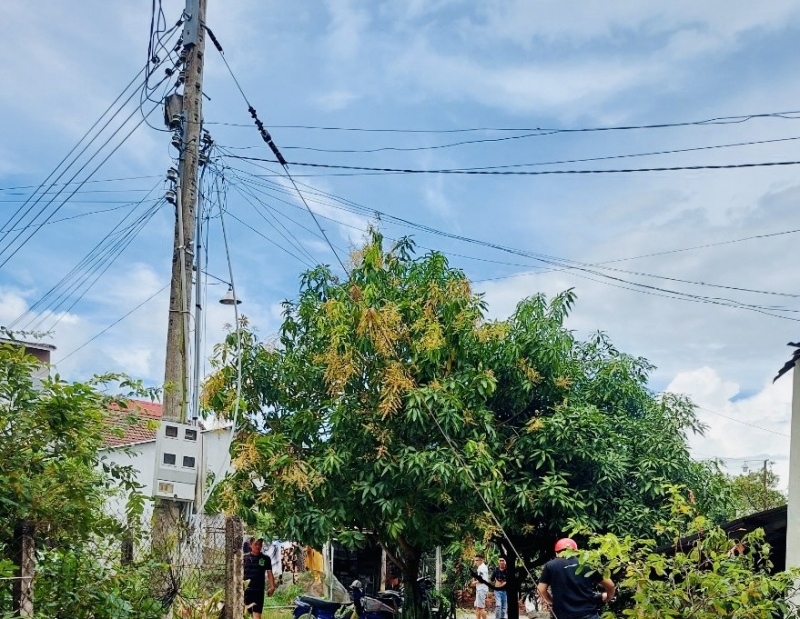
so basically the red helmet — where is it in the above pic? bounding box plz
[554,538,578,553]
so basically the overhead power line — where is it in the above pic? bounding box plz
[0,175,161,192]
[57,283,170,364]
[226,155,800,176]
[206,27,349,274]
[694,405,789,438]
[228,159,800,267]
[206,108,800,134]
[223,131,800,157]
[220,157,800,321]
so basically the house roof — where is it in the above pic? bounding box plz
[103,399,163,448]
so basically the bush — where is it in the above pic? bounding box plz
[576,488,800,619]
[30,545,163,619]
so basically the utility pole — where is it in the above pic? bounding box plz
[153,0,207,551]
[163,0,206,426]
[762,459,769,511]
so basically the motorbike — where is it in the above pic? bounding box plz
[293,595,354,619]
[350,581,401,619]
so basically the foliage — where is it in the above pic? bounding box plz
[0,343,159,617]
[204,232,502,615]
[577,488,799,619]
[32,544,164,619]
[204,232,733,615]
[478,297,732,566]
[727,468,786,518]
[0,344,151,546]
[264,582,305,607]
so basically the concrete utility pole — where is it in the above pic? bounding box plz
[163,0,207,425]
[153,0,207,550]
[786,366,800,569]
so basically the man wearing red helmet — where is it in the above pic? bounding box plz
[537,538,615,619]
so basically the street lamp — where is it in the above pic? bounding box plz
[219,285,242,306]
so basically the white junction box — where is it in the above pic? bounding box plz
[153,420,201,502]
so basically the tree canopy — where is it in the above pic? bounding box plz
[204,232,730,613]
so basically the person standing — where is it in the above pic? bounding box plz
[537,538,615,619]
[492,557,508,619]
[244,538,276,619]
[472,553,490,619]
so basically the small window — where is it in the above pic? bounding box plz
[165,425,178,438]
[158,482,174,494]
[184,429,198,441]
[163,453,176,465]
[182,456,196,468]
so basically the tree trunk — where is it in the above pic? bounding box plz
[12,520,34,617]
[398,541,423,619]
[224,515,244,619]
[506,552,519,619]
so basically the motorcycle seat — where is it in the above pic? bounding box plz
[297,596,346,611]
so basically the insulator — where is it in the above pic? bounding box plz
[178,70,186,83]
[165,189,177,204]
[170,133,182,150]
[167,167,178,183]
[169,113,182,130]
[198,151,209,166]
[202,131,212,144]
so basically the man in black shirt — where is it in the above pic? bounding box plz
[491,557,508,619]
[244,538,276,619]
[537,538,614,619]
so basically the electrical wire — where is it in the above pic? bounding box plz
[694,405,789,438]
[224,132,800,158]
[57,283,170,364]
[205,30,349,274]
[0,50,178,269]
[212,165,350,256]
[227,179,320,266]
[228,158,800,269]
[197,174,244,514]
[24,200,166,335]
[0,200,157,235]
[226,155,800,176]
[8,182,163,331]
[0,175,161,192]
[205,108,800,134]
[0,99,166,270]
[220,156,800,321]
[0,27,180,255]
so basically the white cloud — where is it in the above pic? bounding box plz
[666,366,792,491]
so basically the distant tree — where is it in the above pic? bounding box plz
[727,467,786,518]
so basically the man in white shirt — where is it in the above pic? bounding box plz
[472,553,489,619]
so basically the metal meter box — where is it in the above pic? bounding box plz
[153,420,201,502]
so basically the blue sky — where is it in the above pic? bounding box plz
[2,0,799,484]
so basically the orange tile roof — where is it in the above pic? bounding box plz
[103,399,163,448]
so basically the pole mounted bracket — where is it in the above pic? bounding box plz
[182,0,202,46]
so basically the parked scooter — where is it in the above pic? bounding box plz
[293,594,354,619]
[350,581,401,619]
